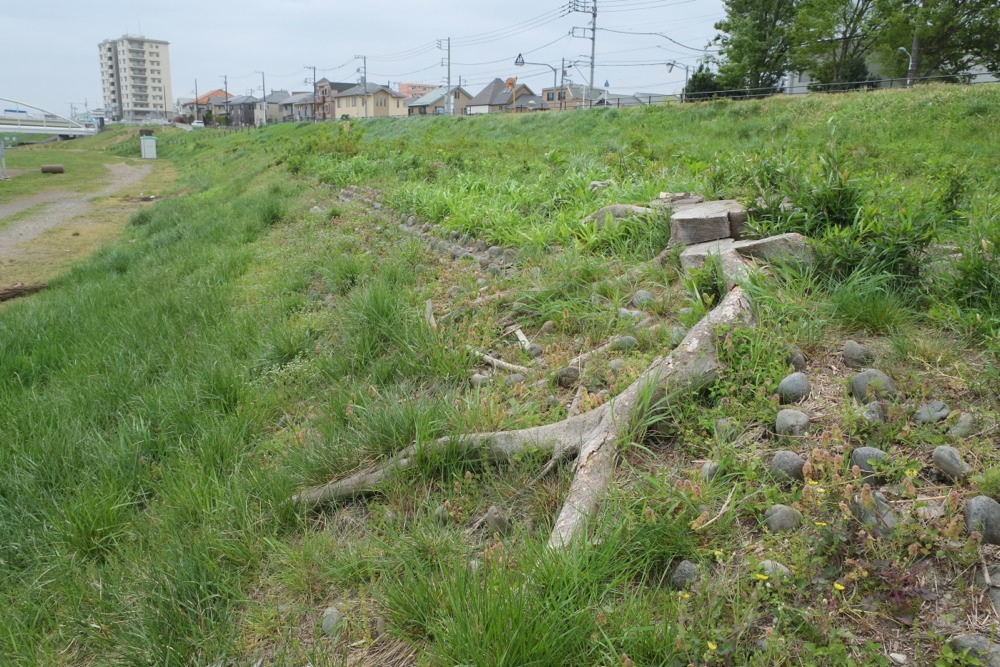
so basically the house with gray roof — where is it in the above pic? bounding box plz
[466,78,548,114]
[407,86,473,116]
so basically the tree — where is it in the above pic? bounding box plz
[683,64,725,100]
[873,0,1000,79]
[789,0,888,86]
[713,0,799,95]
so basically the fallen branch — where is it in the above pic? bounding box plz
[694,485,737,532]
[295,288,754,550]
[0,283,47,302]
[467,347,530,374]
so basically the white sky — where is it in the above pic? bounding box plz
[2,0,724,118]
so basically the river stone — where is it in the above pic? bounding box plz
[770,450,805,483]
[851,490,898,537]
[786,345,807,372]
[632,290,655,307]
[487,245,504,257]
[539,320,557,335]
[556,366,580,388]
[507,373,526,385]
[612,335,639,351]
[851,447,889,483]
[669,326,688,347]
[669,560,699,590]
[860,401,886,424]
[966,496,1000,545]
[619,308,644,320]
[948,413,976,438]
[778,372,810,404]
[476,278,488,288]
[470,373,490,388]
[776,409,809,437]
[915,400,951,424]
[765,504,802,533]
[701,461,722,482]
[546,395,560,407]
[485,505,510,536]
[948,634,1000,667]
[321,606,344,637]
[583,204,658,229]
[715,418,737,441]
[525,343,544,358]
[932,446,971,481]
[486,264,502,277]
[850,369,897,401]
[406,216,417,225]
[759,560,792,579]
[843,340,875,369]
[608,359,626,375]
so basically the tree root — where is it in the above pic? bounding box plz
[294,287,754,549]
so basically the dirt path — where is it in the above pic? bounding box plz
[0,162,153,261]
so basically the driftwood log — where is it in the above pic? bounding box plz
[0,283,47,302]
[294,287,754,549]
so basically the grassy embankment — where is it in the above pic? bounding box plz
[0,85,998,665]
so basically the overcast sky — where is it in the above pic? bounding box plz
[2,0,724,118]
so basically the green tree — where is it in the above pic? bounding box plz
[873,0,1000,79]
[789,0,888,86]
[713,0,799,95]
[683,64,725,100]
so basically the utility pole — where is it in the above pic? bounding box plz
[570,0,598,107]
[194,78,199,122]
[304,65,316,120]
[256,70,266,125]
[354,56,367,119]
[221,74,229,125]
[906,0,924,87]
[438,38,452,115]
[560,57,566,110]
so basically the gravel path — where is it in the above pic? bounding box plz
[0,162,153,261]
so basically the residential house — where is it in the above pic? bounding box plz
[226,94,259,126]
[178,88,230,121]
[333,83,406,119]
[280,92,316,121]
[540,83,601,110]
[398,83,438,103]
[406,86,472,116]
[466,78,548,114]
[255,90,290,126]
[315,79,355,120]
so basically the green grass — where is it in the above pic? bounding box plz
[0,84,997,666]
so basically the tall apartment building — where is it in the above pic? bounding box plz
[98,35,173,121]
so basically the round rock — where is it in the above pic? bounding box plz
[786,345,807,372]
[948,412,977,438]
[948,634,1000,666]
[759,560,792,579]
[525,343,544,358]
[843,340,875,369]
[851,490,898,537]
[321,607,344,637]
[612,335,639,351]
[915,400,950,424]
[700,461,722,482]
[770,450,805,483]
[777,372,810,404]
[485,505,510,536]
[618,307,644,320]
[539,320,557,335]
[850,446,889,483]
[764,504,802,533]
[556,366,580,388]
[966,496,1000,545]
[669,326,688,347]
[608,359,626,376]
[715,418,737,442]
[932,446,971,481]
[470,373,490,388]
[631,290,654,307]
[507,373,526,385]
[851,369,897,402]
[434,504,449,526]
[669,560,699,590]
[860,401,886,424]
[775,409,809,437]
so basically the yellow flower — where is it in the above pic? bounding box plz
[808,480,819,485]
[707,641,718,651]
[905,469,918,478]
[815,487,826,494]
[814,521,828,527]
[833,582,846,591]
[679,592,691,599]
[755,573,770,581]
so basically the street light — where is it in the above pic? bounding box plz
[898,47,914,87]
[665,60,691,102]
[514,53,558,96]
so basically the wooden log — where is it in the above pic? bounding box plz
[40,165,65,174]
[0,283,47,302]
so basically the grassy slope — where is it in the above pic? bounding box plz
[0,86,996,666]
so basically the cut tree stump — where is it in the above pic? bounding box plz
[0,283,47,302]
[293,287,755,550]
